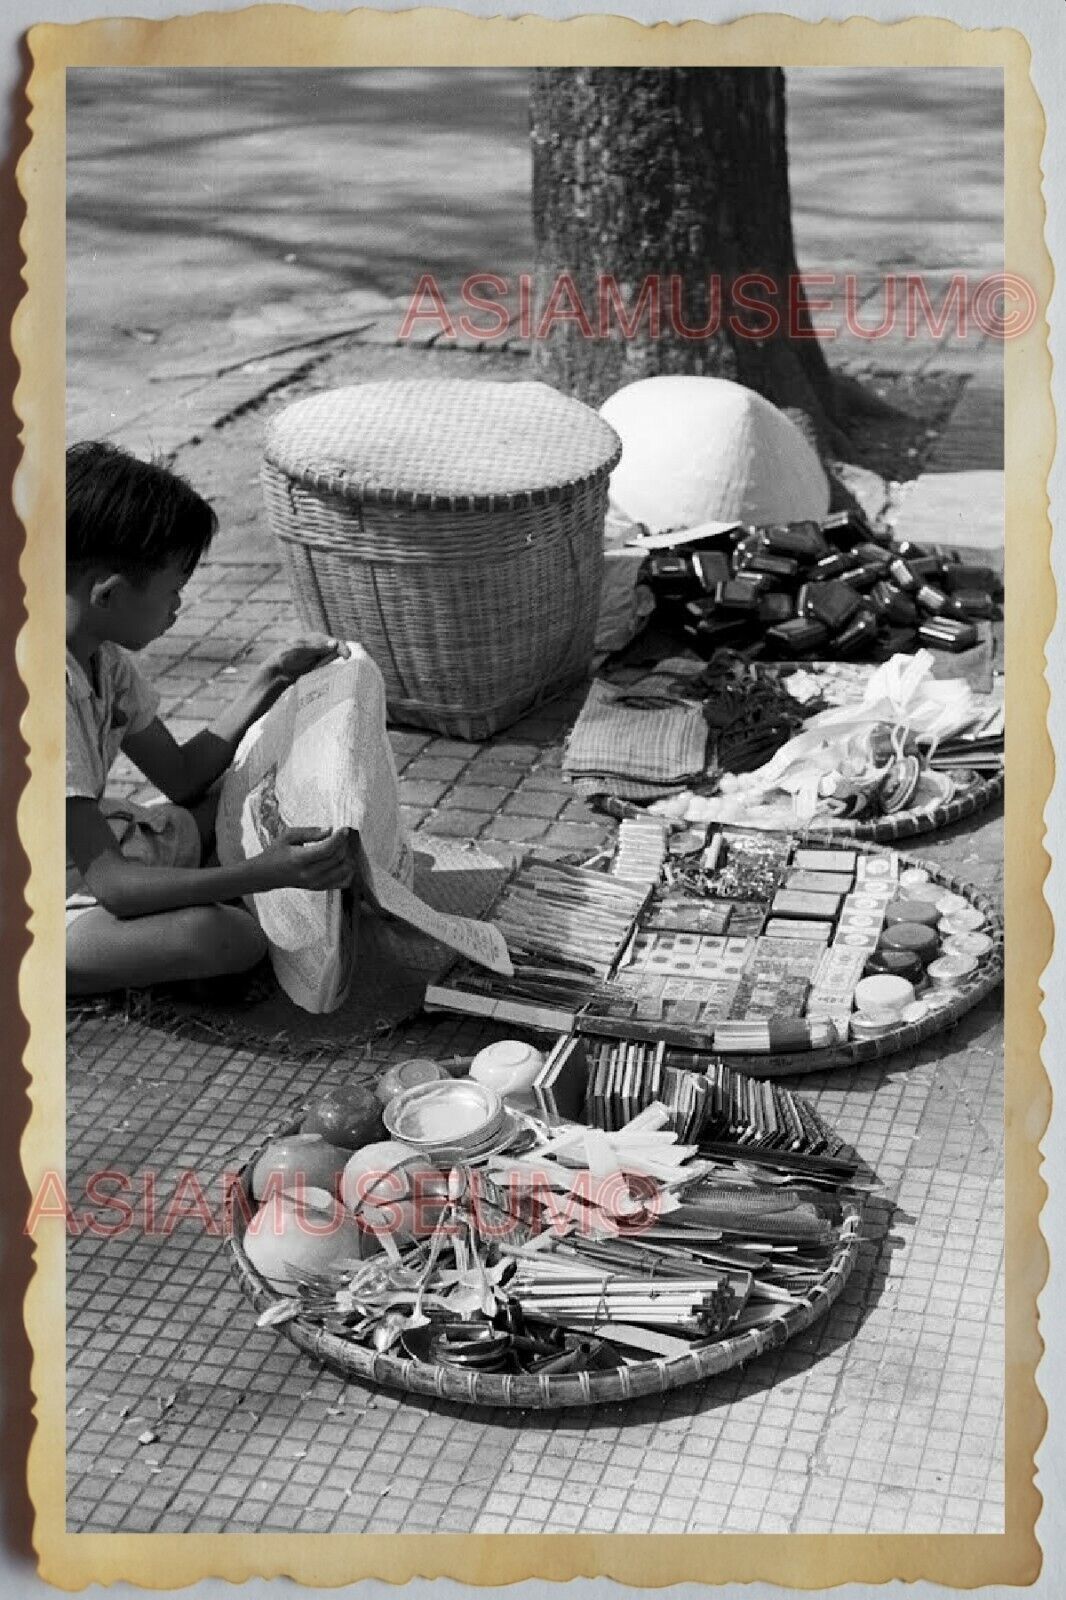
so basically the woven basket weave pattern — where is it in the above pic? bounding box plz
[229,1155,861,1409]
[800,771,1004,842]
[264,380,621,504]
[262,383,621,739]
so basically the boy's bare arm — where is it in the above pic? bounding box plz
[67,798,355,920]
[123,635,348,804]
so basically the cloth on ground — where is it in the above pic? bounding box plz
[563,678,708,802]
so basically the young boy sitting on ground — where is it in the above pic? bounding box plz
[66,440,356,995]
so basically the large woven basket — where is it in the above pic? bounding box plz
[228,1137,862,1410]
[262,381,622,740]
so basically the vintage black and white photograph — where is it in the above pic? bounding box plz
[57,56,1013,1544]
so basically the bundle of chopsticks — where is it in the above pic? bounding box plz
[503,1243,740,1337]
[485,1103,862,1352]
[488,860,649,979]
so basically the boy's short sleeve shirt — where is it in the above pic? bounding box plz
[66,642,160,801]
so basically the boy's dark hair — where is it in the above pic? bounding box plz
[66,441,217,582]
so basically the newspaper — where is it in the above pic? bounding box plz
[355,839,513,978]
[215,646,413,1012]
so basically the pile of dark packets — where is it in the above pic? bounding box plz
[642,510,1003,661]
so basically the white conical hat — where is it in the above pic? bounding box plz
[599,375,830,532]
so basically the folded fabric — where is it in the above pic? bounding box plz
[571,772,693,803]
[564,678,708,786]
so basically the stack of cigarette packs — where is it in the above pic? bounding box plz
[532,1029,853,1171]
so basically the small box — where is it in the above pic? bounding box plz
[761,520,828,559]
[765,617,831,654]
[771,888,845,920]
[951,588,996,619]
[753,937,827,976]
[812,551,857,582]
[646,552,698,596]
[908,554,946,579]
[793,847,858,873]
[714,577,763,613]
[853,542,893,569]
[915,583,949,616]
[803,578,863,631]
[870,580,919,626]
[837,561,883,592]
[820,509,871,549]
[888,557,920,592]
[833,611,880,654]
[738,549,800,581]
[786,869,856,896]
[943,562,999,594]
[918,617,980,652]
[831,928,880,952]
[691,550,731,591]
[763,918,833,943]
[855,852,899,882]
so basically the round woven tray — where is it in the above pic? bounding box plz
[262,381,622,741]
[685,837,1003,1077]
[228,1149,862,1410]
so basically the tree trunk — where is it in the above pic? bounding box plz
[529,68,850,457]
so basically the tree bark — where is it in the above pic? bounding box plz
[529,68,850,456]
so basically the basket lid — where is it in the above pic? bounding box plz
[264,381,623,509]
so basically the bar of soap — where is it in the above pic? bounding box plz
[792,848,858,874]
[771,888,844,920]
[785,870,855,896]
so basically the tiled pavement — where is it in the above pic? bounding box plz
[65,335,1004,1536]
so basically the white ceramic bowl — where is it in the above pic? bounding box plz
[470,1039,546,1103]
[383,1078,505,1153]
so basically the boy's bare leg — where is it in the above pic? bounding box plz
[66,902,267,995]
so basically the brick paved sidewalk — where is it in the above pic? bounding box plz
[65,332,1005,1536]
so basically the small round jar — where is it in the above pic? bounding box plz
[849,1014,899,1041]
[938,905,987,934]
[934,890,971,917]
[942,931,994,960]
[864,948,924,984]
[898,866,932,890]
[927,953,978,987]
[879,922,940,965]
[853,973,916,1022]
[884,898,940,929]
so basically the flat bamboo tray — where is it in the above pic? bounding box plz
[426,839,1003,1078]
[228,1145,862,1410]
